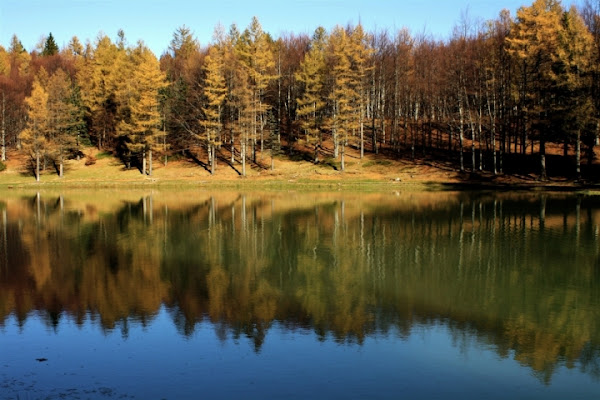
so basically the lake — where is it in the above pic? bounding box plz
[0,189,599,399]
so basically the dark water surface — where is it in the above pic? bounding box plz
[0,190,599,399]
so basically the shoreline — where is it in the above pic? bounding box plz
[1,149,599,193]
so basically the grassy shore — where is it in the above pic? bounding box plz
[0,147,596,192]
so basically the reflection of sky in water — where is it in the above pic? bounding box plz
[1,307,597,399]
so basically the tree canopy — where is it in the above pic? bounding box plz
[1,1,600,181]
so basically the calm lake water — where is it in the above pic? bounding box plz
[0,189,599,399]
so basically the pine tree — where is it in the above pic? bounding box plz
[46,68,84,177]
[163,26,202,157]
[21,74,48,181]
[42,33,59,56]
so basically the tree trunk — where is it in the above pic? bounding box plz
[149,148,153,176]
[341,140,345,171]
[1,92,5,162]
[35,151,40,182]
[241,138,246,177]
[576,129,581,180]
[59,154,63,178]
[360,119,364,159]
[540,136,546,181]
[211,144,216,175]
[458,99,464,172]
[333,108,339,158]
[163,116,167,166]
[142,149,147,176]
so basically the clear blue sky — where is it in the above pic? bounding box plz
[0,0,567,56]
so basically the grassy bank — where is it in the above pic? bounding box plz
[0,147,596,192]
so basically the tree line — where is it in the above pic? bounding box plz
[1,0,600,180]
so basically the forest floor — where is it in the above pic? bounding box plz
[0,139,599,192]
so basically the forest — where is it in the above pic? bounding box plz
[1,0,600,181]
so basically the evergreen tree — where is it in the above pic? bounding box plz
[42,33,59,56]
[46,68,84,177]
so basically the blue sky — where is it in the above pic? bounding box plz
[1,0,548,56]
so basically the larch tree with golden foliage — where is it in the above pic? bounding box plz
[237,17,278,162]
[507,0,566,180]
[117,43,167,176]
[296,27,327,163]
[328,26,358,171]
[201,45,227,175]
[78,35,126,150]
[21,74,48,181]
[556,6,597,178]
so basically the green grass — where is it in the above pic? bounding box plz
[95,151,113,160]
[362,159,392,168]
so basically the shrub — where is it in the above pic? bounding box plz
[0,160,5,172]
[85,153,97,166]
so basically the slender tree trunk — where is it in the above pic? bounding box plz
[478,104,483,171]
[142,149,147,175]
[465,90,476,172]
[35,151,40,182]
[231,138,235,165]
[211,144,216,175]
[341,139,345,171]
[360,119,364,159]
[333,101,339,158]
[540,135,546,181]
[576,129,581,180]
[487,91,497,175]
[162,113,167,166]
[1,92,5,162]
[259,106,264,160]
[458,97,464,172]
[59,154,63,178]
[149,148,153,176]
[242,137,246,177]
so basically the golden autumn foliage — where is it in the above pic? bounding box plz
[1,4,600,181]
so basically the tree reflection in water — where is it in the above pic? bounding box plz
[0,190,599,383]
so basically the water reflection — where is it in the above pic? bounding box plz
[0,190,599,383]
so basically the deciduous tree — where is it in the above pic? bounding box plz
[21,73,48,181]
